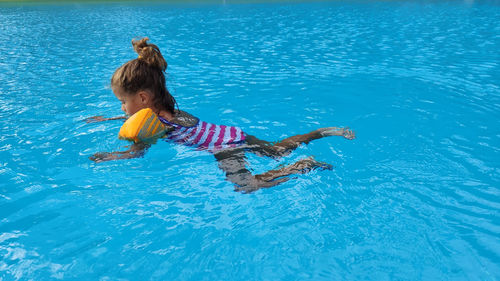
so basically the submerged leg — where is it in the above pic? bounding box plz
[214,148,287,193]
[245,127,355,159]
[254,156,333,182]
[214,149,332,193]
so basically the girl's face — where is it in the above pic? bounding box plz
[113,87,150,116]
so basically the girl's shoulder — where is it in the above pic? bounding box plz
[171,110,199,128]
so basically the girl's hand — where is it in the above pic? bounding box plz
[90,143,150,163]
[89,152,120,162]
[85,116,127,123]
[85,116,107,123]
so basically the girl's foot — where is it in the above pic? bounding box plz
[235,177,290,193]
[293,156,333,173]
[317,127,356,140]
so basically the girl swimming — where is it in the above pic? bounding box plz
[88,38,355,193]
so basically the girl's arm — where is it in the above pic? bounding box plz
[90,142,150,162]
[85,116,127,123]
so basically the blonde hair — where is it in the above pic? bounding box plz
[111,37,177,113]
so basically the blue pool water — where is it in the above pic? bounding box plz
[1,1,499,280]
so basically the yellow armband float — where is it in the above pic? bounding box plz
[118,108,167,143]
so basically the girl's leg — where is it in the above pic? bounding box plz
[214,148,285,192]
[214,149,332,193]
[245,127,355,159]
[254,156,332,182]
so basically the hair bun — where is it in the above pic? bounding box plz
[132,37,167,72]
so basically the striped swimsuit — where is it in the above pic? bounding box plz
[158,115,246,152]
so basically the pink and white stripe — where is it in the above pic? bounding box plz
[164,120,245,151]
